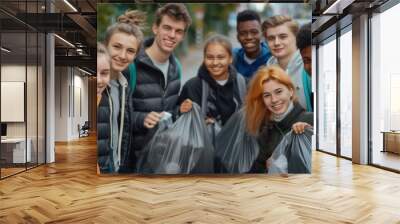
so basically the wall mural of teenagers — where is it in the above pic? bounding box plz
[96,3,312,175]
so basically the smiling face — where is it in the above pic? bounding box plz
[204,43,233,81]
[97,55,110,95]
[265,23,297,62]
[152,15,186,55]
[262,79,293,116]
[237,20,262,59]
[106,32,138,72]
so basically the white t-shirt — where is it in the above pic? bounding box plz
[150,57,170,88]
[244,54,257,64]
[216,79,228,86]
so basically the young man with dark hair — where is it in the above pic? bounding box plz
[233,9,271,79]
[297,22,312,111]
[297,22,311,76]
[125,3,192,169]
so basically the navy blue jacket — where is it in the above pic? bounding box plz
[233,42,271,79]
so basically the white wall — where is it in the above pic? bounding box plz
[73,73,89,133]
[71,71,89,139]
[54,66,69,141]
[1,65,26,82]
[54,67,89,141]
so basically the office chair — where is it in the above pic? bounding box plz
[79,121,90,138]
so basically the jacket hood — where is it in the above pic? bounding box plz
[267,49,303,69]
[235,42,270,62]
[285,49,303,73]
[135,37,155,67]
[197,64,238,89]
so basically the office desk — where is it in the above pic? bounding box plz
[381,131,400,154]
[1,138,31,163]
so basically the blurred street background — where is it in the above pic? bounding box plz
[97,3,311,85]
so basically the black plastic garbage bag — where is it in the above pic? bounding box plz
[136,103,214,174]
[214,109,260,173]
[207,122,221,147]
[268,128,313,174]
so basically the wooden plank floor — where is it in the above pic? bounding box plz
[1,135,400,223]
[1,167,26,178]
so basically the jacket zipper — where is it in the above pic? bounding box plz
[117,83,126,167]
[106,88,114,173]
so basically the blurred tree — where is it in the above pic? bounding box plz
[97,3,243,57]
[97,4,117,42]
[203,4,237,37]
[261,4,274,18]
[128,4,159,36]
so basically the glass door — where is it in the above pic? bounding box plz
[370,3,400,171]
[339,27,352,159]
[1,31,28,178]
[317,36,337,155]
[0,0,47,179]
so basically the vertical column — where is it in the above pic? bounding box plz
[352,14,369,164]
[312,45,316,150]
[336,28,341,157]
[46,1,55,163]
[54,67,72,141]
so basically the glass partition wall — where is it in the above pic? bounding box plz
[0,30,27,177]
[316,26,353,159]
[0,1,46,179]
[339,27,352,159]
[317,35,337,155]
[370,3,400,171]
[316,0,400,172]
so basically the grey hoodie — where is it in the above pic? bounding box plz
[109,72,128,172]
[267,49,306,110]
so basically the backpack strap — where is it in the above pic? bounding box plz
[201,79,209,116]
[302,69,312,112]
[128,63,137,91]
[236,74,247,104]
[126,56,182,92]
[174,57,182,80]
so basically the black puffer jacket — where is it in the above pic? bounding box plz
[178,64,244,125]
[97,87,113,173]
[97,85,134,173]
[123,38,181,154]
[118,85,135,173]
[251,102,313,173]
